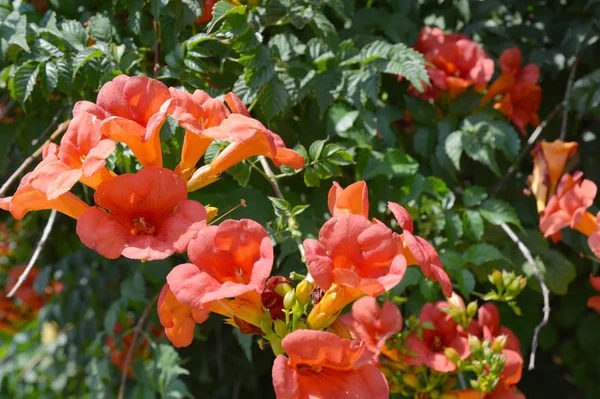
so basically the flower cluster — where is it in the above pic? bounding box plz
[158,180,452,398]
[527,140,600,312]
[409,27,542,136]
[342,294,524,398]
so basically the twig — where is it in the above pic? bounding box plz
[559,55,580,140]
[499,222,550,371]
[0,119,70,198]
[7,210,58,298]
[258,156,305,259]
[458,372,467,389]
[31,106,68,146]
[492,105,562,195]
[117,294,159,399]
[0,99,14,122]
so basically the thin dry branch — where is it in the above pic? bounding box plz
[117,294,159,399]
[7,210,58,298]
[0,119,70,198]
[500,222,550,371]
[559,55,580,140]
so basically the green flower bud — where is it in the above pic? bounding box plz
[283,289,297,310]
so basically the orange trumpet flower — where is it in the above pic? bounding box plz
[528,140,578,213]
[272,329,389,399]
[1,149,90,220]
[76,167,207,260]
[187,114,305,190]
[539,172,597,240]
[73,75,171,167]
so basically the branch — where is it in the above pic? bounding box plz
[117,293,159,399]
[258,156,305,259]
[559,55,580,140]
[0,119,70,198]
[492,104,562,195]
[0,99,14,122]
[7,210,58,298]
[153,21,160,78]
[499,222,550,371]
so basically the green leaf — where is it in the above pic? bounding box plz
[12,61,40,103]
[419,278,440,302]
[448,90,482,116]
[461,125,500,176]
[72,47,103,77]
[207,3,245,33]
[444,130,463,170]
[404,96,437,124]
[310,11,339,51]
[9,15,30,52]
[181,0,204,18]
[445,211,464,241]
[44,61,59,94]
[570,69,600,117]
[314,70,344,115]
[463,210,484,241]
[479,199,522,228]
[463,186,488,207]
[260,77,288,120]
[61,20,88,51]
[269,33,306,62]
[458,269,476,298]
[233,329,253,363]
[523,249,576,295]
[309,140,327,161]
[439,250,463,271]
[360,149,419,180]
[104,299,126,335]
[88,14,113,42]
[463,243,506,266]
[304,166,320,187]
[384,44,429,92]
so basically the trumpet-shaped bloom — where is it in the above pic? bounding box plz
[166,219,273,326]
[406,302,470,372]
[588,214,600,260]
[272,330,389,399]
[494,83,541,136]
[73,75,171,167]
[587,274,600,312]
[187,114,305,190]
[539,172,597,238]
[340,297,403,365]
[76,167,207,260]
[411,26,494,99]
[304,215,405,295]
[157,284,210,348]
[165,88,229,180]
[328,181,369,219]
[1,149,90,220]
[31,113,115,200]
[484,47,540,102]
[389,202,453,297]
[528,140,579,212]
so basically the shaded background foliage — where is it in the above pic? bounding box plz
[1,0,600,398]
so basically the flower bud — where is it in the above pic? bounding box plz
[492,335,508,353]
[466,301,478,318]
[274,319,287,337]
[274,282,293,297]
[468,334,481,352]
[430,390,440,399]
[470,379,480,391]
[490,269,503,286]
[296,279,314,307]
[283,289,297,310]
[508,278,523,293]
[205,206,218,222]
[444,347,461,364]
[403,373,420,389]
[262,276,292,320]
[447,292,466,311]
[259,316,273,335]
[471,360,484,374]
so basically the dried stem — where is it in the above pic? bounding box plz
[153,21,160,78]
[0,119,70,198]
[7,210,58,298]
[499,222,550,370]
[117,294,159,399]
[258,156,305,259]
[559,55,580,140]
